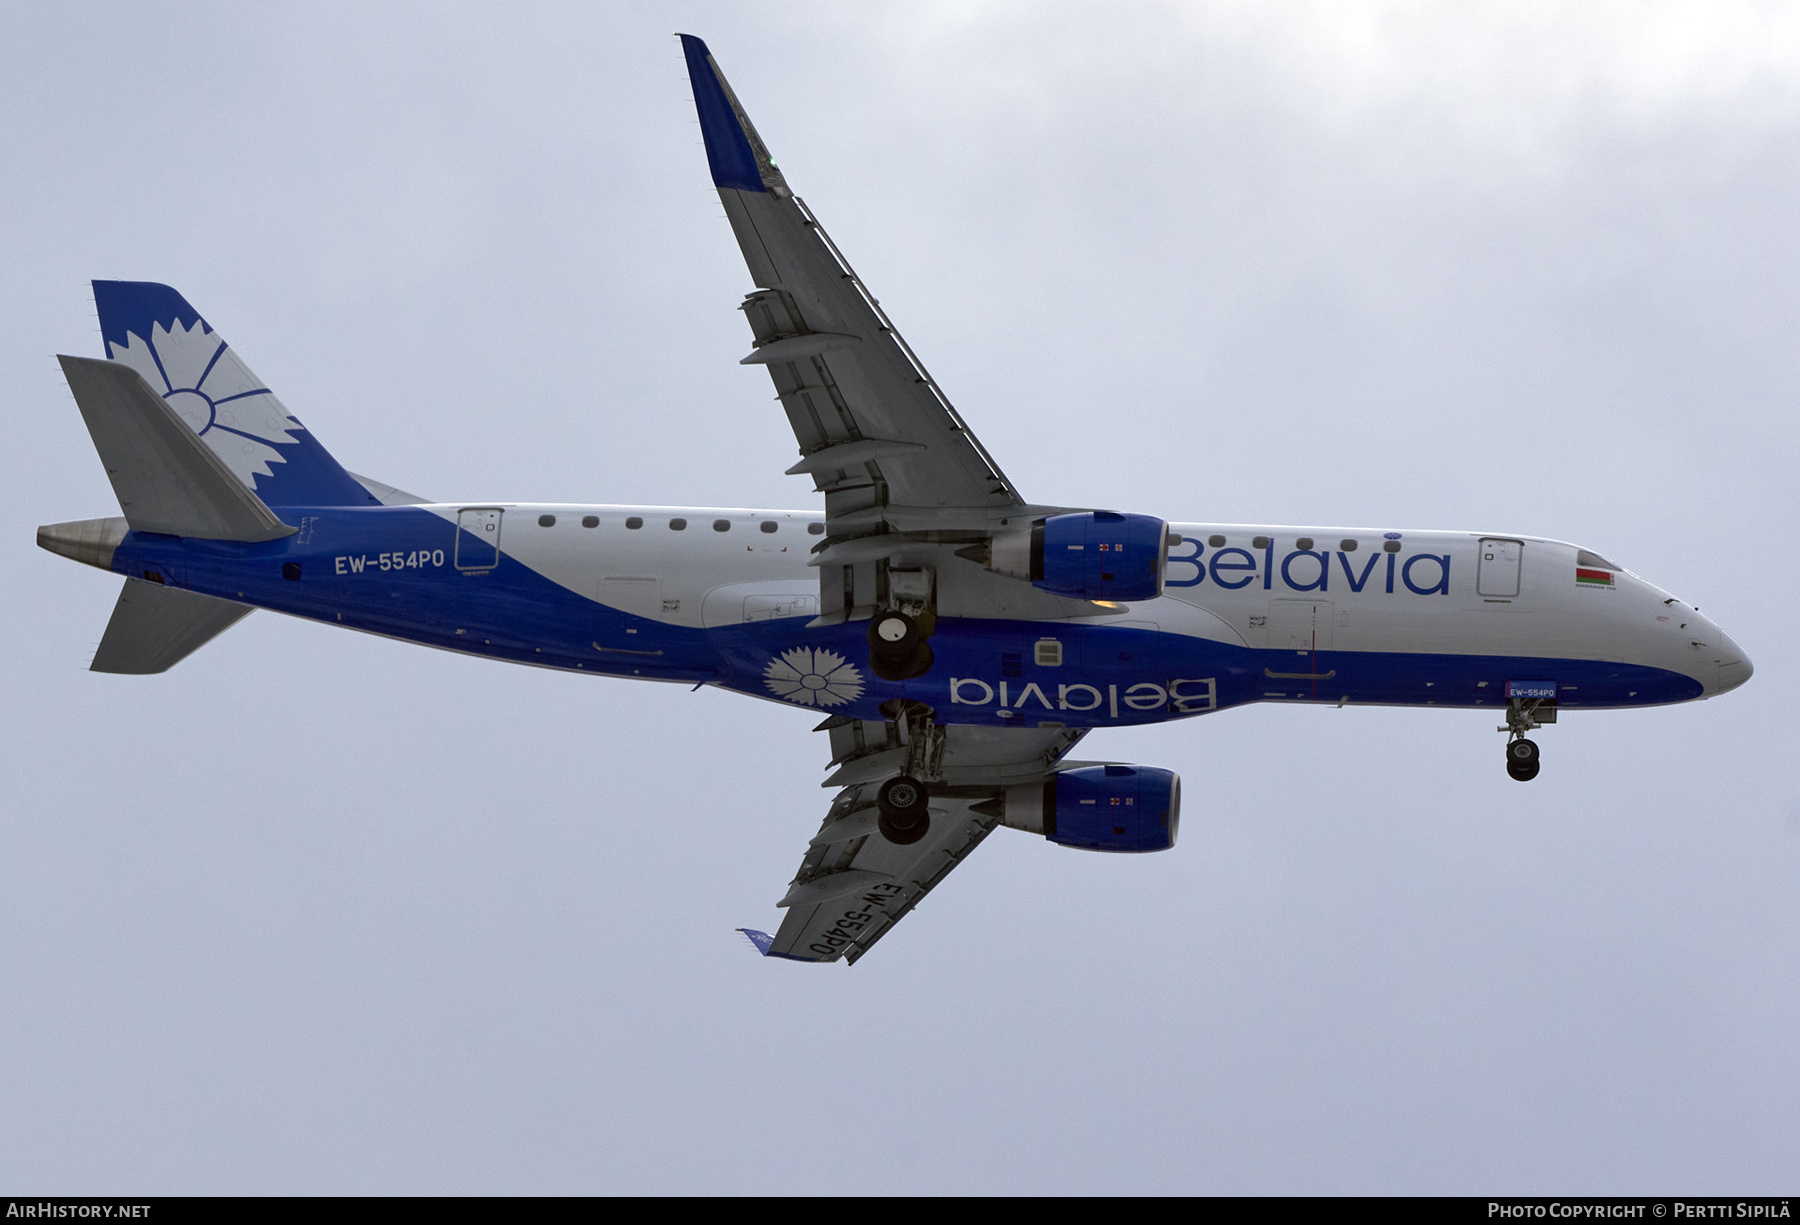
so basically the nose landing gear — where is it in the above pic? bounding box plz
[1498,696,1555,782]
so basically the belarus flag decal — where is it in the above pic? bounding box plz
[1575,567,1614,586]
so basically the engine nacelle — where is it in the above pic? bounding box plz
[989,511,1170,602]
[1002,765,1181,853]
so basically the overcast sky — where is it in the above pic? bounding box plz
[3,1,1796,1194]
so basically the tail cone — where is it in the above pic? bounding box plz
[37,517,127,571]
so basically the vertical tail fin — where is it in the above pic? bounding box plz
[91,281,379,508]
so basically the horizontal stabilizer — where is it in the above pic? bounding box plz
[91,579,253,674]
[58,356,295,542]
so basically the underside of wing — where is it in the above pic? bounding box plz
[751,788,1001,964]
[741,720,1091,965]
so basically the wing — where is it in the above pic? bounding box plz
[740,719,1088,964]
[678,36,1026,531]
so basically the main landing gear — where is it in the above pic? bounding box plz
[868,610,934,681]
[866,565,936,681]
[877,700,945,845]
[1499,697,1555,782]
[877,775,931,844]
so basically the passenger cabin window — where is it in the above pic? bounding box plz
[625,517,643,530]
[1034,639,1063,667]
[1340,539,1357,551]
[760,520,778,533]
[807,522,825,535]
[669,518,687,531]
[1577,548,1620,570]
[582,515,599,528]
[713,519,731,532]
[538,514,556,527]
[1252,536,1271,549]
[1208,534,1226,548]
[1383,540,1401,553]
[1296,537,1314,550]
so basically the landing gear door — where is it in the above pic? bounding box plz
[1477,538,1523,597]
[455,508,503,570]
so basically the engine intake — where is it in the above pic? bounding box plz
[989,511,1170,602]
[1002,764,1181,853]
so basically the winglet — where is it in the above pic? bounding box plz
[737,928,775,956]
[678,35,788,196]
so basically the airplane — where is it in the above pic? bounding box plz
[36,35,1753,965]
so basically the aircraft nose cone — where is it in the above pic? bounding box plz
[1716,631,1753,695]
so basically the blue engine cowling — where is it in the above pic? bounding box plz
[1032,511,1168,602]
[1043,764,1180,853]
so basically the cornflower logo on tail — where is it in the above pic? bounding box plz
[107,318,301,489]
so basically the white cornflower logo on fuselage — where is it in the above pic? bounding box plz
[764,647,864,707]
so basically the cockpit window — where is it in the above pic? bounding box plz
[1577,548,1621,571]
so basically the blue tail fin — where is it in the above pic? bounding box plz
[92,281,378,508]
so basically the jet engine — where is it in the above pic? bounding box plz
[981,511,1172,603]
[998,764,1181,853]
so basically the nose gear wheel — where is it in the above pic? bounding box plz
[1498,698,1552,781]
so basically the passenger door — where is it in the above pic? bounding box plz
[454,508,503,570]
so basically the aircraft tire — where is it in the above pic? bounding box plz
[868,611,930,681]
[877,774,930,823]
[877,774,931,844]
[1507,738,1540,766]
[1506,759,1540,782]
[869,610,920,653]
[901,640,935,680]
[878,808,931,846]
[878,774,929,816]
